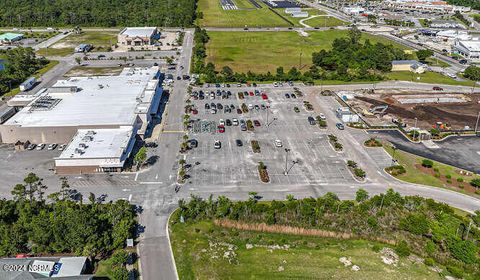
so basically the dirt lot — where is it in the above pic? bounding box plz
[351,92,480,130]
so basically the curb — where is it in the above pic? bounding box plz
[167,208,180,280]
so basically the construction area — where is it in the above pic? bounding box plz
[340,90,480,131]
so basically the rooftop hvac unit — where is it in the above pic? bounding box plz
[74,148,85,155]
[85,130,96,136]
[82,135,93,141]
[78,143,88,148]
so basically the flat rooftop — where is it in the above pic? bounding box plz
[57,127,134,162]
[458,40,480,52]
[120,27,157,37]
[5,67,159,128]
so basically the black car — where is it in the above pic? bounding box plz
[145,142,158,148]
[217,103,223,110]
[226,119,232,126]
[236,139,243,146]
[182,75,190,80]
[230,104,235,109]
[285,93,290,98]
[176,76,181,80]
[308,116,316,125]
[211,103,216,109]
[205,103,210,109]
[291,93,296,99]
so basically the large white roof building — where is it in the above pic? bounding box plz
[0,66,163,174]
[454,39,480,62]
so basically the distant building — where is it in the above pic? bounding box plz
[118,27,159,46]
[454,40,480,62]
[74,44,93,53]
[0,32,23,44]
[385,0,470,13]
[343,6,365,15]
[430,20,463,29]
[391,60,427,73]
[0,256,92,279]
[291,11,309,18]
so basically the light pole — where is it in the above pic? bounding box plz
[474,111,480,135]
[284,148,290,175]
[414,117,418,142]
[391,145,397,166]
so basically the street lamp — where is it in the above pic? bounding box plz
[391,145,397,166]
[284,148,291,175]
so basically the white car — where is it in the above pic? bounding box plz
[219,119,225,126]
[274,139,283,147]
[211,108,217,114]
[36,143,46,150]
[248,104,253,110]
[47,143,58,150]
[273,82,278,87]
[319,113,326,120]
[58,144,67,151]
[232,118,239,126]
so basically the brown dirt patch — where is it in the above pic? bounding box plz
[414,164,478,194]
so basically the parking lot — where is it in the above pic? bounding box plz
[185,86,354,187]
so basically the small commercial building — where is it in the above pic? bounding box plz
[336,107,360,123]
[454,40,480,62]
[54,127,136,174]
[118,27,159,46]
[74,44,92,53]
[0,32,23,44]
[391,60,427,73]
[430,20,463,29]
[0,256,92,279]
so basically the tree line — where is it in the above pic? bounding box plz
[446,0,480,9]
[0,47,48,95]
[193,27,407,83]
[177,189,480,278]
[0,173,137,259]
[0,0,197,27]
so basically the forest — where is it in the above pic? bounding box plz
[446,0,480,9]
[0,47,48,95]
[0,0,197,27]
[177,189,480,278]
[0,173,137,258]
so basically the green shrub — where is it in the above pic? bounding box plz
[371,244,381,252]
[110,250,129,266]
[421,159,434,168]
[433,168,439,172]
[399,213,430,235]
[457,177,464,183]
[385,165,406,176]
[447,265,464,278]
[470,178,480,188]
[354,168,366,179]
[395,240,410,257]
[425,240,436,255]
[347,160,357,168]
[445,174,452,179]
[446,179,452,184]
[448,239,477,264]
[424,257,434,266]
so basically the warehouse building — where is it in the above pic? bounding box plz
[454,40,480,62]
[118,27,159,46]
[0,32,23,44]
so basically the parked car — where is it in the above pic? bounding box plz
[58,144,66,151]
[205,103,210,110]
[253,120,261,127]
[236,139,243,146]
[291,93,296,99]
[248,104,253,110]
[232,118,239,126]
[145,142,158,148]
[217,125,225,133]
[241,125,247,131]
[261,93,268,100]
[214,140,221,149]
[226,119,232,126]
[319,113,326,120]
[336,123,345,130]
[27,144,36,150]
[36,143,46,150]
[188,139,198,148]
[211,108,217,114]
[432,86,443,91]
[47,143,58,150]
[237,108,242,114]
[308,116,316,125]
[285,93,290,98]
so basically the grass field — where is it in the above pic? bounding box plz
[64,66,123,77]
[206,30,408,73]
[386,71,473,86]
[171,218,443,280]
[383,144,480,196]
[197,0,292,27]
[303,15,347,28]
[37,31,118,57]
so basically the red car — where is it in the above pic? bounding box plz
[253,120,261,127]
[237,108,242,114]
[249,91,254,96]
[217,125,225,133]
[191,109,198,115]
[261,93,268,100]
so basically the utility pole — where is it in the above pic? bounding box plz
[414,117,418,142]
[474,111,480,135]
[391,145,397,165]
[284,148,290,175]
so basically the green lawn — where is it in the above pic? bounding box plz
[233,0,255,9]
[303,15,347,27]
[37,31,118,57]
[171,218,443,280]
[386,71,474,86]
[197,0,292,27]
[424,57,450,68]
[206,30,408,73]
[384,144,480,196]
